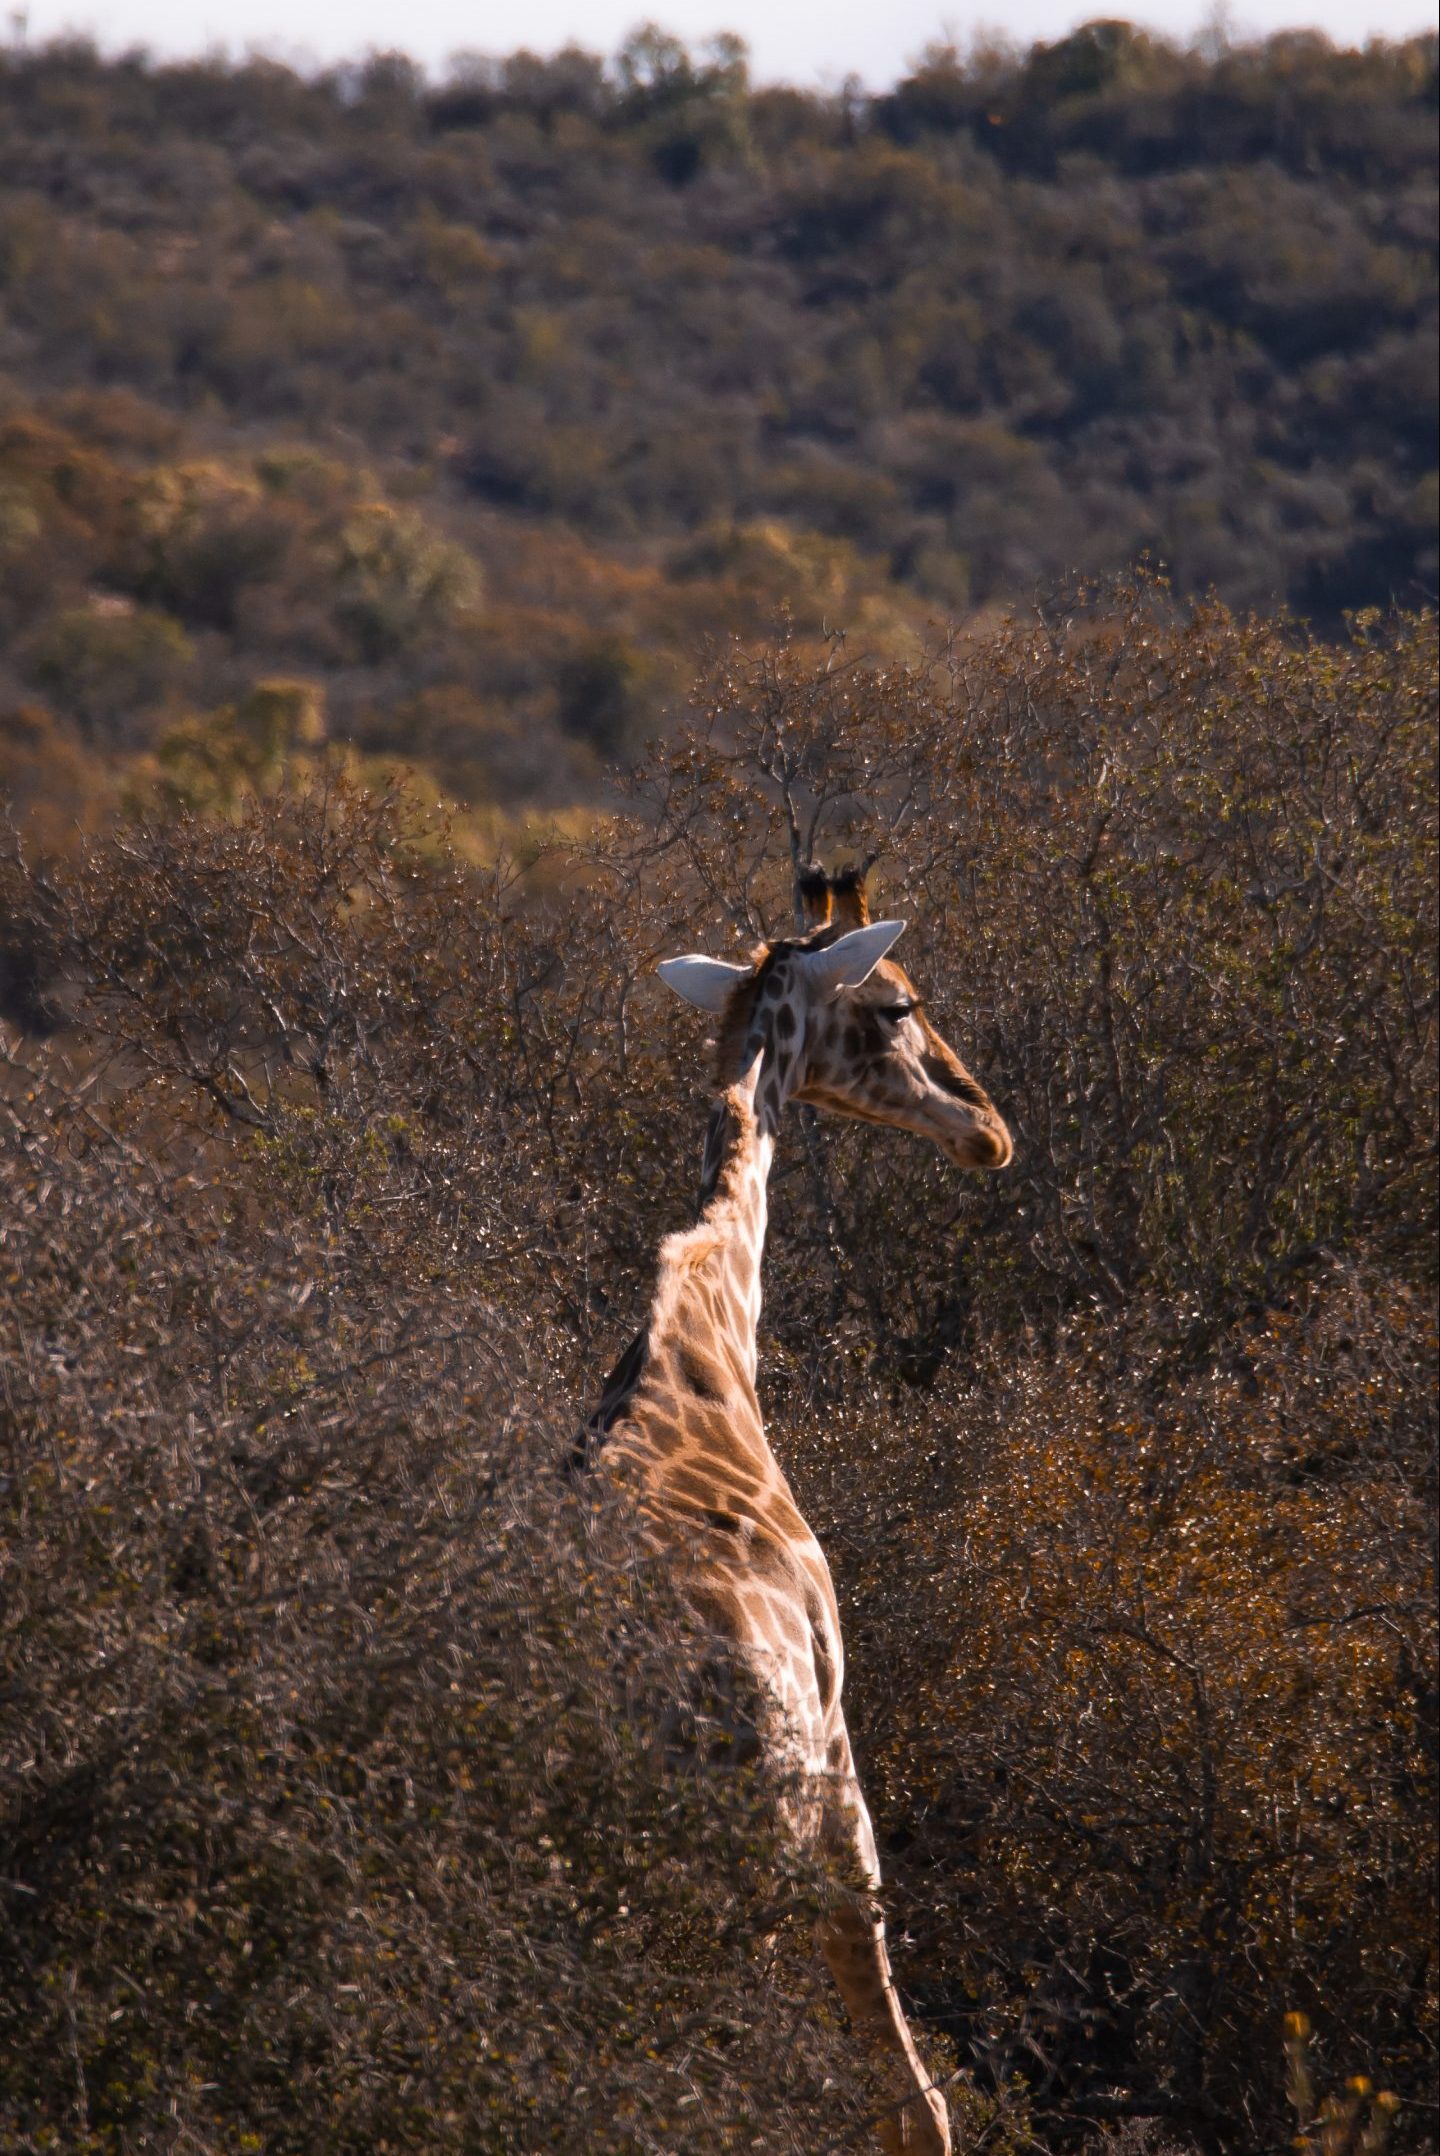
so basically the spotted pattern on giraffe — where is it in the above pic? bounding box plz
[580,867,1013,2156]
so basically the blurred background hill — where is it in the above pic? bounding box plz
[0,22,1435,835]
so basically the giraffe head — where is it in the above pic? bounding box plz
[658,866,1012,1171]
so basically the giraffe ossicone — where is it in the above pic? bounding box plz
[581,868,1012,2155]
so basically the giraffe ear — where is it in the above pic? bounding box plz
[657,953,749,1013]
[802,918,906,995]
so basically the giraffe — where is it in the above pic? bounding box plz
[577,867,1012,2155]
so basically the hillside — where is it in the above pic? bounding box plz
[0,25,1436,830]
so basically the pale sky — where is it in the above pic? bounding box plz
[11,0,1438,88]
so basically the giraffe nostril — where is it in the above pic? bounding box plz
[939,1119,1011,1170]
[975,1125,1013,1169]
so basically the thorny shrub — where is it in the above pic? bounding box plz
[0,796,868,2156]
[1,581,1435,2152]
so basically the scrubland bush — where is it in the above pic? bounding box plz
[128,459,297,633]
[333,502,484,663]
[0,792,860,2156]
[23,602,193,745]
[1,584,1434,2151]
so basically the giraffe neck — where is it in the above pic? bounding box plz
[578,976,807,1466]
[690,1090,773,1384]
[689,982,805,1379]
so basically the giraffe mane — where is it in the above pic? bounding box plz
[709,922,849,1086]
[652,1077,759,1304]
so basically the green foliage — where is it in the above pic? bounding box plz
[614,25,752,184]
[0,391,926,820]
[24,600,192,741]
[555,632,654,761]
[144,677,329,815]
[333,502,483,662]
[129,457,295,631]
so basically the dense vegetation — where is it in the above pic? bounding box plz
[1,588,1434,2152]
[1,18,1435,2151]
[0,26,1436,832]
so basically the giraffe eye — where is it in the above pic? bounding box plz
[876,1001,916,1026]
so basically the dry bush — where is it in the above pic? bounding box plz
[794,1317,1432,2148]
[0,580,1434,2152]
[601,583,1436,2146]
[614,580,1436,1360]
[0,792,868,2155]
